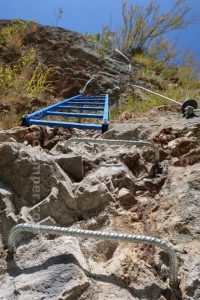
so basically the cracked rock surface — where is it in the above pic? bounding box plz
[0,113,199,299]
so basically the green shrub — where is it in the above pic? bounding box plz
[0,19,28,45]
[0,65,16,94]
[0,48,37,95]
[24,64,50,97]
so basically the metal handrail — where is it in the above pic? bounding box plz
[64,137,160,162]
[80,75,97,94]
[131,84,199,118]
[8,223,178,287]
[114,49,131,64]
[131,84,181,106]
[114,49,132,72]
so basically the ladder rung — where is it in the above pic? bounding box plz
[27,119,102,130]
[76,99,105,101]
[66,102,104,105]
[58,106,104,111]
[46,111,103,118]
[77,97,105,99]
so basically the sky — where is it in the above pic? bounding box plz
[1,0,200,61]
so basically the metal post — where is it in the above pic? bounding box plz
[8,223,178,288]
[80,75,97,95]
[102,94,109,132]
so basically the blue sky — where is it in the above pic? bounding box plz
[1,0,200,60]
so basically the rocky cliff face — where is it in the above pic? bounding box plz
[0,19,136,120]
[0,111,199,300]
[0,19,199,300]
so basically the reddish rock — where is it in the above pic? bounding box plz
[117,188,137,209]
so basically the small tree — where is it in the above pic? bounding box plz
[54,6,64,27]
[149,38,180,65]
[180,49,200,81]
[112,0,193,54]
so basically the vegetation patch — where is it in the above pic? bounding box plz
[0,20,51,128]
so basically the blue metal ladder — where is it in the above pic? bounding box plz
[22,94,109,132]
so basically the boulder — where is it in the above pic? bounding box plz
[0,237,90,300]
[103,123,144,140]
[180,147,200,166]
[75,178,114,213]
[117,188,137,209]
[0,127,27,143]
[29,184,76,226]
[68,44,102,65]
[0,143,74,210]
[54,153,84,181]
[90,164,136,195]
[168,137,197,157]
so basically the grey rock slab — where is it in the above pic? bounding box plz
[0,127,27,143]
[0,237,90,300]
[68,44,102,65]
[103,123,150,140]
[0,143,75,211]
[29,186,76,225]
[179,242,200,300]
[155,164,200,299]
[158,164,200,239]
[79,281,138,300]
